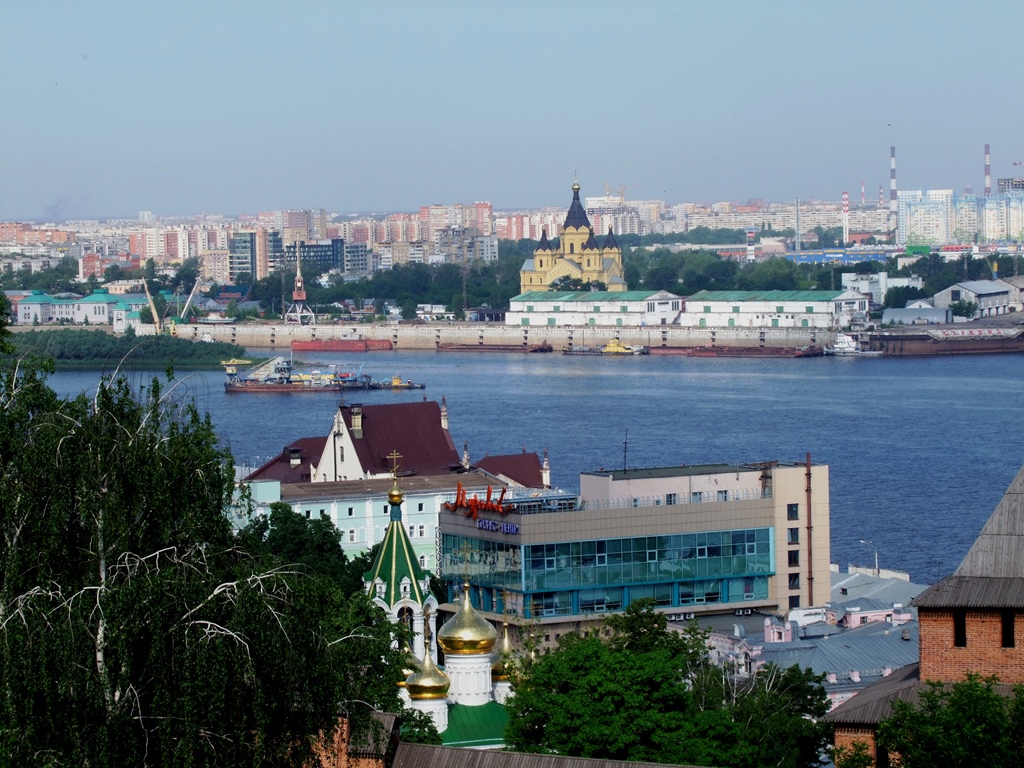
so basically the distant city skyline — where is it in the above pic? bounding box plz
[2,1,1023,220]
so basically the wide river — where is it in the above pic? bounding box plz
[49,350,1024,586]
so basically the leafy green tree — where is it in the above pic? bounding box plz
[0,361,408,766]
[401,299,418,320]
[831,741,874,768]
[883,286,928,308]
[877,674,1024,768]
[949,300,978,318]
[736,257,801,291]
[506,600,831,768]
[398,707,442,745]
[505,632,692,762]
[0,295,11,354]
[550,276,585,291]
[240,501,371,596]
[688,663,833,768]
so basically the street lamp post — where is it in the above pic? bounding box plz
[859,539,879,578]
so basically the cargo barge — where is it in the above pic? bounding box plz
[649,345,825,358]
[867,327,1024,356]
[291,338,393,352]
[223,357,372,393]
[436,341,553,353]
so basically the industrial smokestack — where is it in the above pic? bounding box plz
[985,143,991,197]
[889,146,897,233]
[842,191,849,246]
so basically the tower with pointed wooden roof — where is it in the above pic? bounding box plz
[914,461,1024,683]
[519,181,626,293]
[364,456,439,662]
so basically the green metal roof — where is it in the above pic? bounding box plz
[78,292,117,303]
[512,291,664,302]
[441,701,508,748]
[687,290,844,302]
[363,504,429,610]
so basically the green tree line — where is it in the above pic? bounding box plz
[4,329,248,368]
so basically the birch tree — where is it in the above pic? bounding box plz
[0,361,405,766]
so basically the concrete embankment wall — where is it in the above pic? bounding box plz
[157,322,830,351]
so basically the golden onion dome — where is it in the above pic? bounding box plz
[388,479,403,505]
[396,643,422,687]
[491,622,514,680]
[438,584,499,655]
[405,650,450,700]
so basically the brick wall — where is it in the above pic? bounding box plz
[834,726,884,767]
[919,608,1024,683]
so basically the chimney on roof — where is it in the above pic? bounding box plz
[441,395,449,431]
[288,447,302,468]
[351,406,363,439]
[542,448,551,489]
[849,670,861,683]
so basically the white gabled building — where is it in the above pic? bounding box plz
[932,280,1012,318]
[680,290,869,329]
[506,290,682,327]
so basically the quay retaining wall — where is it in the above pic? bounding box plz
[157,322,829,351]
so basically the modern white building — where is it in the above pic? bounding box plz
[506,290,682,327]
[680,290,868,329]
[840,272,924,306]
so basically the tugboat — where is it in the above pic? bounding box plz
[826,333,883,357]
[371,374,427,390]
[600,339,650,355]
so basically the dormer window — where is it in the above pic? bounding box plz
[401,578,411,597]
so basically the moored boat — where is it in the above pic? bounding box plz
[600,339,649,355]
[371,375,426,390]
[825,334,883,357]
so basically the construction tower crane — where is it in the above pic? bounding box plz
[142,278,162,334]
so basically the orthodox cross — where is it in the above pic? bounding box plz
[388,449,402,478]
[456,541,475,583]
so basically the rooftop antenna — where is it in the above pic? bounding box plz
[622,428,629,471]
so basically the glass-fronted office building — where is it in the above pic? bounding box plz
[439,462,830,627]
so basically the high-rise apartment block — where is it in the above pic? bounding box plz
[896,189,954,247]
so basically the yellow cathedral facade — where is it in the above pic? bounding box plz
[519,182,627,293]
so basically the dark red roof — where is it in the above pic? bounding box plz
[342,401,460,476]
[245,436,328,484]
[474,453,544,488]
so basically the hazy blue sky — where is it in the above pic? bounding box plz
[3,1,1022,220]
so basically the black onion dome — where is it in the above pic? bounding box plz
[563,182,592,230]
[537,230,552,251]
[583,230,600,251]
